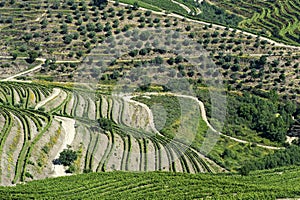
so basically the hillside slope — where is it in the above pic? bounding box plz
[1,166,300,199]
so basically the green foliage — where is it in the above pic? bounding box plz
[224,92,296,143]
[134,95,181,139]
[66,165,76,173]
[98,118,114,131]
[27,51,38,63]
[121,0,242,27]
[1,167,300,199]
[58,148,78,166]
[222,148,237,159]
[41,146,49,154]
[196,1,242,26]
[240,145,300,174]
[23,33,32,42]
[63,34,73,44]
[0,63,10,68]
[25,172,33,179]
[93,0,108,7]
[214,0,300,45]
[83,169,93,173]
[120,0,161,12]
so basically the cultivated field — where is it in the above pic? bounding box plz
[0,166,300,199]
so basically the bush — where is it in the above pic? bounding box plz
[93,0,108,7]
[239,165,250,176]
[27,160,35,166]
[42,146,49,154]
[66,165,76,173]
[11,52,18,60]
[63,35,73,44]
[145,10,152,16]
[23,33,32,42]
[25,172,33,179]
[27,51,38,63]
[58,148,78,166]
[83,169,93,173]
[98,118,114,131]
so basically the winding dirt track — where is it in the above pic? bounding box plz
[120,95,161,135]
[170,0,191,14]
[109,0,300,49]
[0,1,286,174]
[35,88,61,110]
[52,116,76,177]
[0,57,80,82]
[1,58,46,81]
[124,92,283,150]
[118,92,227,172]
[30,86,77,177]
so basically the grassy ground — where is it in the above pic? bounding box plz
[134,94,274,171]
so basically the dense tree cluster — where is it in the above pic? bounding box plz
[240,145,300,175]
[195,1,242,26]
[224,91,297,143]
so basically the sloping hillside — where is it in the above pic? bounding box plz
[0,166,300,199]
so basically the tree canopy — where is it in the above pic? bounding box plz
[58,148,78,166]
[93,0,107,7]
[240,145,300,175]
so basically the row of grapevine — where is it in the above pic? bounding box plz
[0,83,221,185]
[218,0,300,45]
[0,104,52,184]
[70,120,221,174]
[0,82,52,109]
[0,165,299,198]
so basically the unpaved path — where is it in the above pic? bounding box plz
[124,92,283,150]
[35,88,61,109]
[35,11,47,22]
[1,58,46,81]
[116,93,224,172]
[52,116,76,177]
[0,57,80,82]
[171,0,191,14]
[111,0,300,49]
[30,85,77,176]
[118,94,161,135]
[286,136,298,144]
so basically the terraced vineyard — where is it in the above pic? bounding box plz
[0,80,288,185]
[0,0,300,198]
[0,82,54,184]
[211,0,300,46]
[0,82,227,185]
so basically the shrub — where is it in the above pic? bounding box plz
[11,52,18,60]
[145,10,152,16]
[83,169,93,173]
[42,146,49,154]
[66,165,76,173]
[58,148,78,166]
[25,172,33,179]
[23,33,32,42]
[98,118,114,131]
[63,35,73,44]
[27,51,38,63]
